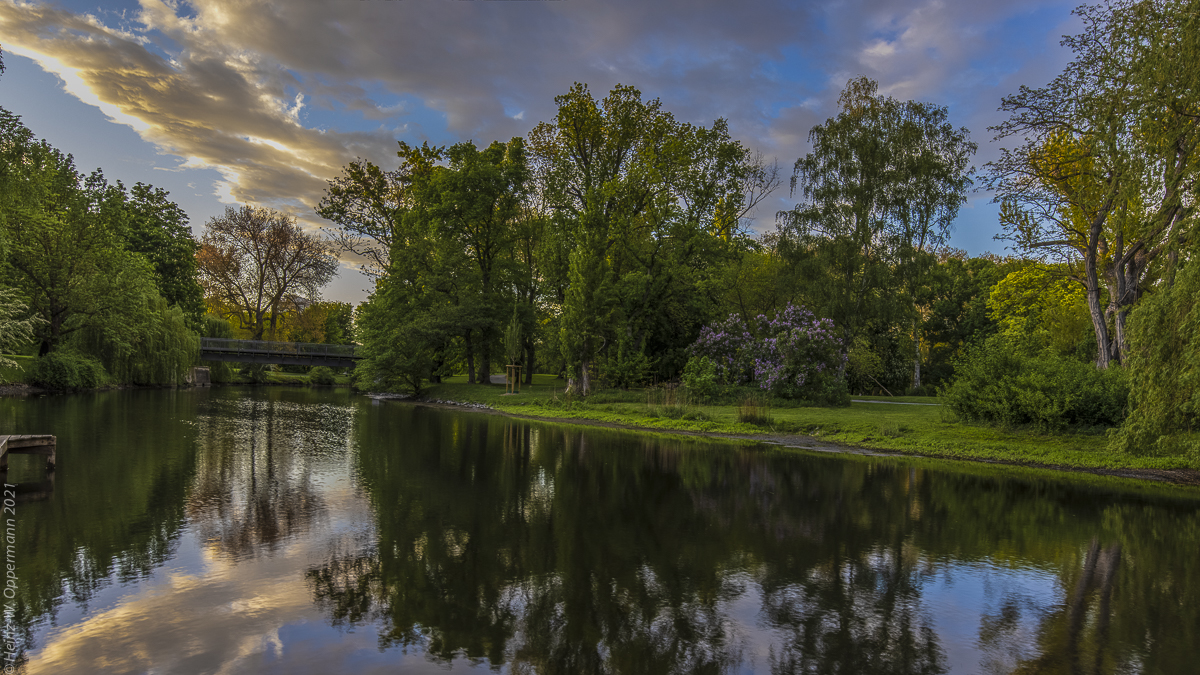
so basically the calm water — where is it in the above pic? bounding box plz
[1,387,1198,674]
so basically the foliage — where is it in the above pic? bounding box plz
[681,356,718,400]
[73,294,198,386]
[530,83,754,394]
[307,366,337,386]
[0,286,39,377]
[987,263,1095,359]
[197,205,338,340]
[779,76,976,383]
[28,349,107,391]
[0,110,163,354]
[987,1,1200,368]
[504,306,523,366]
[199,314,235,383]
[277,300,354,345]
[427,138,531,381]
[1109,254,1200,462]
[317,157,411,279]
[693,303,847,404]
[354,274,456,395]
[918,253,1016,389]
[942,335,1128,431]
[120,182,206,327]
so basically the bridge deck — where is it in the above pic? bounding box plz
[200,338,361,368]
[1,434,56,470]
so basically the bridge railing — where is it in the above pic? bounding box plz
[200,337,360,359]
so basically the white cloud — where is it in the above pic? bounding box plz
[1,0,1080,254]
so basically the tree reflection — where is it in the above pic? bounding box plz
[306,406,1200,673]
[0,390,201,663]
[307,408,956,672]
[188,391,353,559]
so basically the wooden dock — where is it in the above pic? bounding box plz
[0,435,56,471]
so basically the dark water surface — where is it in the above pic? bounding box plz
[2,387,1198,674]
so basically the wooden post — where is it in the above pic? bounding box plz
[506,364,522,393]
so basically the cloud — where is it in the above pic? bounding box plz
[1,0,1080,245]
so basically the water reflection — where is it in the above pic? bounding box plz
[305,405,1200,673]
[1,391,1198,673]
[187,395,351,560]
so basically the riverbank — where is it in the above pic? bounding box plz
[410,375,1200,486]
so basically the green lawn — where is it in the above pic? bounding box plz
[420,375,1196,473]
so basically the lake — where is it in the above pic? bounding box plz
[2,387,1197,674]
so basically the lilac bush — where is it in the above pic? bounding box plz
[692,304,847,403]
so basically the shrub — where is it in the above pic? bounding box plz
[308,366,337,386]
[692,304,848,405]
[29,350,107,391]
[941,335,1128,431]
[681,356,719,400]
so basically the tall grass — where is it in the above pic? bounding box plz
[737,393,773,426]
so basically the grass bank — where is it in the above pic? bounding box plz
[418,374,1198,476]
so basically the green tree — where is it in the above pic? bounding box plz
[529,83,750,394]
[779,77,975,386]
[1109,246,1200,462]
[317,157,413,280]
[0,115,159,354]
[425,138,531,383]
[74,294,198,385]
[0,286,38,377]
[988,1,1200,369]
[918,252,1015,389]
[120,182,205,326]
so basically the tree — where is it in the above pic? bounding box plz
[0,111,158,354]
[121,183,205,326]
[529,83,751,394]
[424,138,531,383]
[1109,245,1200,462]
[988,1,1200,369]
[196,205,338,340]
[0,286,38,378]
[918,252,1016,388]
[779,77,975,386]
[317,142,445,281]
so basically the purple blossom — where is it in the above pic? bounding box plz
[692,303,845,399]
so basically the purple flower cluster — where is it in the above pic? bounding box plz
[693,304,846,398]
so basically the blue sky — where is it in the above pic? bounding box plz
[1,0,1081,303]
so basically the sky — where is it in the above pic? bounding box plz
[0,0,1082,305]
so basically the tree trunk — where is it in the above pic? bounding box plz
[1085,264,1111,369]
[1084,214,1112,369]
[912,319,921,392]
[464,330,476,383]
[524,343,536,385]
[580,358,591,396]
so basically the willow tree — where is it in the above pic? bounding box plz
[779,77,975,385]
[529,83,751,394]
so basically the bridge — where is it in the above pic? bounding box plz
[200,338,362,368]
